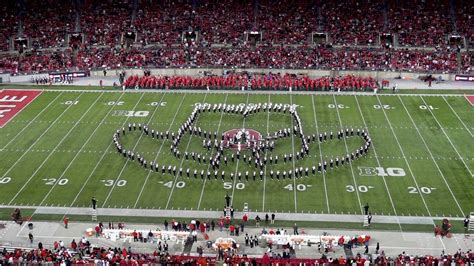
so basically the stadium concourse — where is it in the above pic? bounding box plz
[0,211,472,264]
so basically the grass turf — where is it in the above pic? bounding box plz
[0,90,472,221]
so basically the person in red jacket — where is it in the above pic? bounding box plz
[229,224,235,236]
[63,216,69,229]
[70,239,77,251]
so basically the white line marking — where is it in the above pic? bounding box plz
[311,95,330,213]
[134,93,186,208]
[376,95,434,215]
[262,94,271,212]
[0,92,63,150]
[5,92,84,204]
[68,93,146,207]
[289,94,298,212]
[398,96,465,216]
[420,96,473,177]
[7,87,469,97]
[354,95,402,231]
[40,92,126,205]
[164,93,207,209]
[464,94,474,106]
[375,94,446,253]
[376,95,433,216]
[332,95,363,214]
[197,94,229,210]
[442,96,473,137]
[230,93,250,207]
[102,93,175,207]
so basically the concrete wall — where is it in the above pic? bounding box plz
[0,73,11,83]
[91,68,454,81]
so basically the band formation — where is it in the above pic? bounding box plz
[112,103,372,181]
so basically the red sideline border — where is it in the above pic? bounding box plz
[464,95,474,106]
[0,89,43,128]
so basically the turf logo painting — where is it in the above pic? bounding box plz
[113,103,372,180]
[0,90,42,128]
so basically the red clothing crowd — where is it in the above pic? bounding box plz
[124,74,378,92]
[2,0,471,49]
[1,46,468,75]
[1,245,473,265]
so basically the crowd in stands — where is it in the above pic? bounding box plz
[80,1,132,47]
[21,2,74,50]
[0,50,74,74]
[0,0,471,49]
[134,1,195,46]
[0,0,471,76]
[454,3,473,47]
[387,0,452,47]
[1,244,473,265]
[323,0,384,45]
[0,45,468,75]
[0,3,18,52]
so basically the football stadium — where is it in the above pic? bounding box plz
[0,0,473,264]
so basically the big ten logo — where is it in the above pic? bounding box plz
[112,110,149,117]
[358,167,406,177]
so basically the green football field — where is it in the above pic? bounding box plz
[0,89,473,219]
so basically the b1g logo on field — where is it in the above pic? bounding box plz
[112,110,149,117]
[358,167,406,177]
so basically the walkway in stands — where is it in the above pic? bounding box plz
[0,219,472,259]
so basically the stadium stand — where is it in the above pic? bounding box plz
[21,2,74,49]
[387,0,453,47]
[0,47,468,75]
[323,0,384,45]
[0,0,471,75]
[1,245,473,265]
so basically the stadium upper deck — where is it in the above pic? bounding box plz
[0,0,472,74]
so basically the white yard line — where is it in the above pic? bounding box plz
[332,95,363,214]
[419,96,473,177]
[262,94,271,212]
[102,93,177,208]
[398,96,465,216]
[230,93,250,207]
[68,93,146,207]
[17,88,469,97]
[374,96,433,216]
[0,92,64,150]
[1,92,75,180]
[311,95,330,214]
[375,95,445,249]
[354,96,402,230]
[134,92,188,208]
[40,92,126,205]
[2,119,469,132]
[442,96,473,137]
[8,92,87,204]
[289,94,298,212]
[197,94,229,210]
[164,93,209,209]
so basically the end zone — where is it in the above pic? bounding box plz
[0,90,42,127]
[464,95,474,106]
